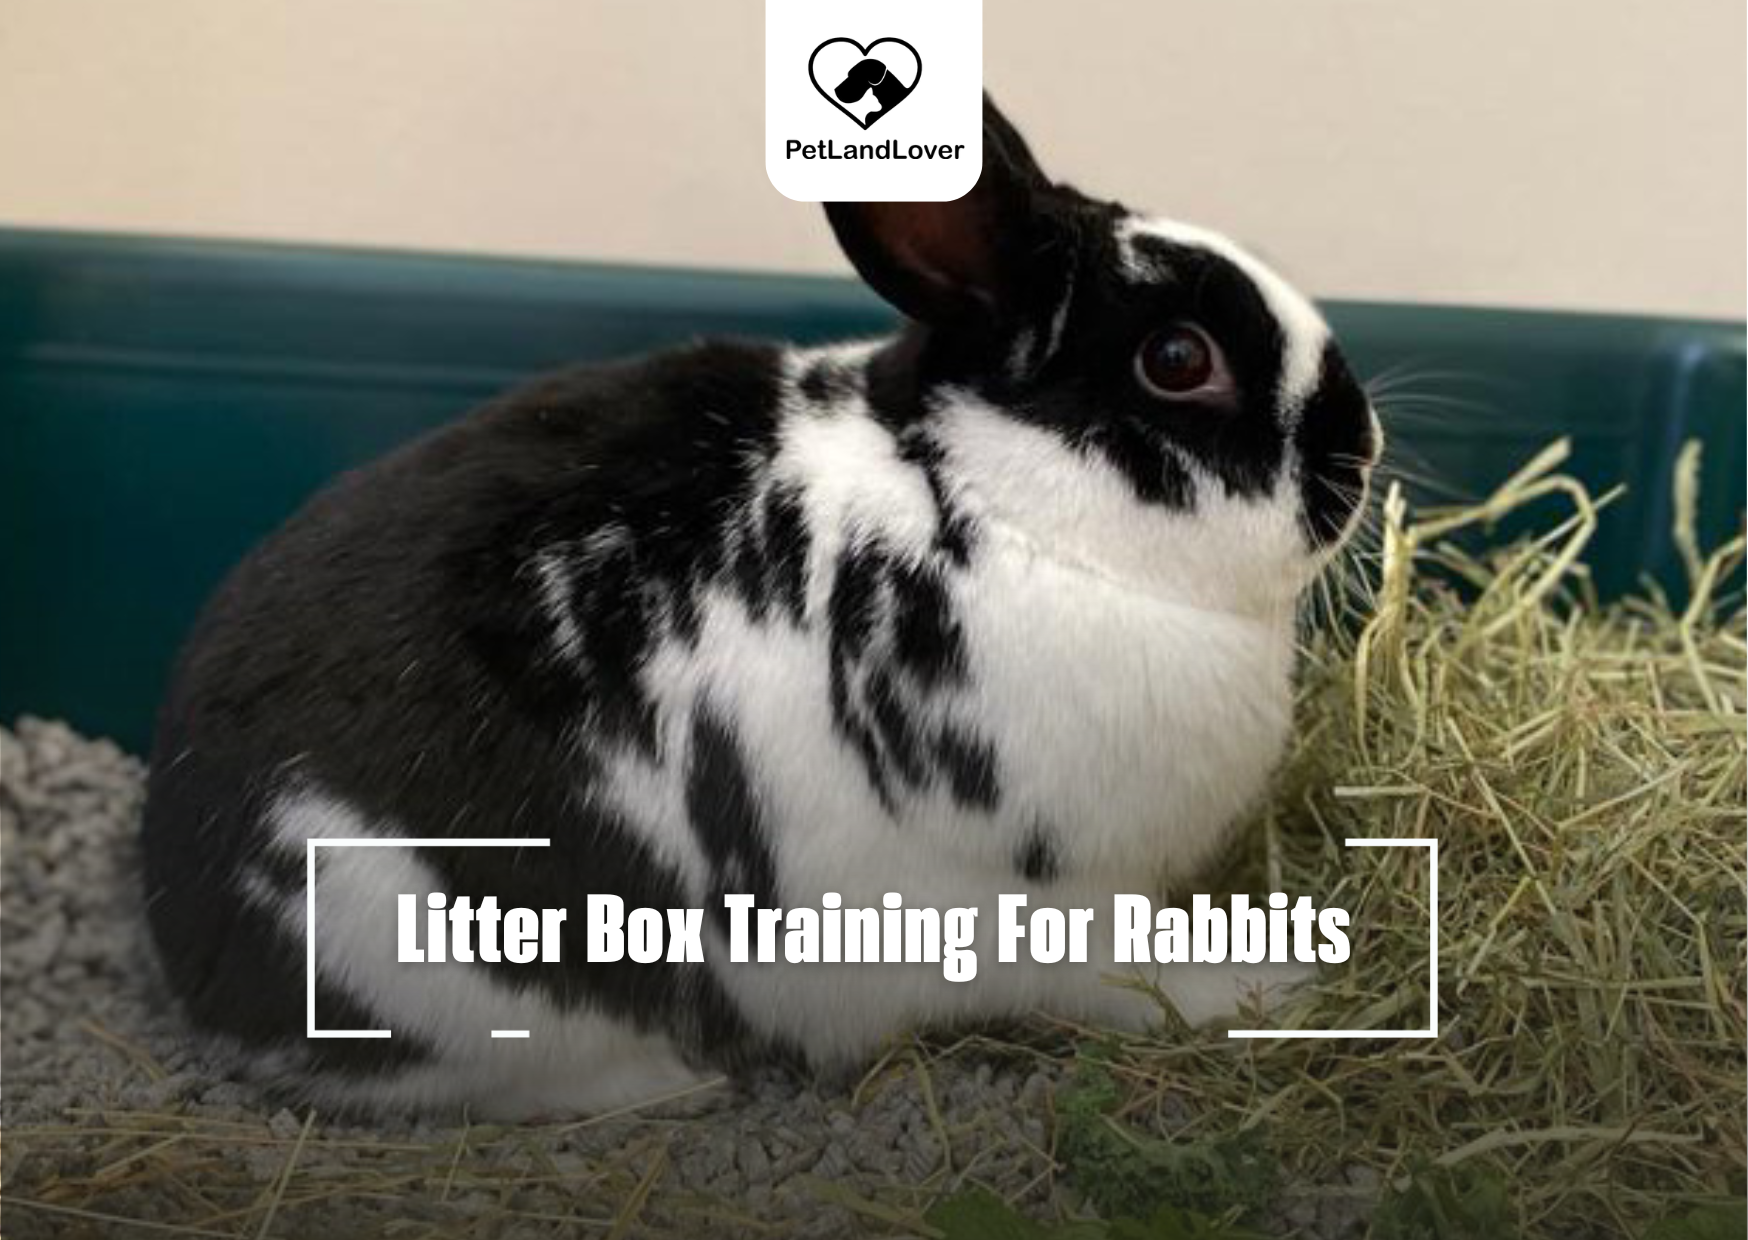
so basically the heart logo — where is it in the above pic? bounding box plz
[808,37,922,130]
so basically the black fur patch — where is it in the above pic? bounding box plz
[686,704,781,934]
[762,484,812,622]
[824,538,1000,814]
[867,669,927,785]
[559,533,661,751]
[1016,825,1061,883]
[895,427,976,564]
[1077,414,1195,508]
[714,480,812,626]
[798,355,862,405]
[888,559,966,688]
[827,541,896,807]
[1294,344,1375,549]
[935,726,999,811]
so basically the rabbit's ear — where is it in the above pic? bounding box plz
[825,94,1051,325]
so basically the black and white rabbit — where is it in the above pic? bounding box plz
[142,96,1379,1119]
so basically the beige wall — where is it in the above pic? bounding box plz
[0,1,1741,318]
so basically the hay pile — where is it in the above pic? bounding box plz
[1087,440,1746,1238]
[2,442,1742,1239]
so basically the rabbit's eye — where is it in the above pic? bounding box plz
[1135,324,1231,401]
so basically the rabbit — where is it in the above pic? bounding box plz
[141,95,1380,1120]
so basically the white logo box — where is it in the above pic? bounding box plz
[766,0,982,202]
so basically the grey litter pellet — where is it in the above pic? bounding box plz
[1346,1163,1383,1190]
[1283,1195,1321,1231]
[812,1139,851,1179]
[735,1136,772,1183]
[902,1134,941,1179]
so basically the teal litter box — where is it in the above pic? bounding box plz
[1,228,1742,754]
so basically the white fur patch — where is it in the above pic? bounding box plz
[262,788,716,1119]
[928,391,1315,618]
[531,550,584,665]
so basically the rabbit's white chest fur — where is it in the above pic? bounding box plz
[951,534,1296,878]
[692,366,1299,869]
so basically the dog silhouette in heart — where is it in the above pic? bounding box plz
[836,57,909,120]
[809,38,920,129]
